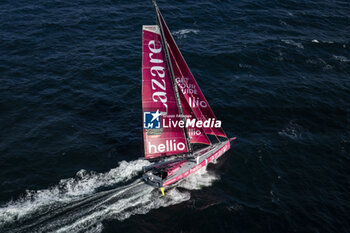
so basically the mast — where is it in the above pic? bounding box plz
[152,0,192,154]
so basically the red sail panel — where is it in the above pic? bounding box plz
[158,11,227,138]
[171,57,211,145]
[142,25,188,159]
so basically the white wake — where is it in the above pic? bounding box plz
[0,159,150,227]
[0,160,219,233]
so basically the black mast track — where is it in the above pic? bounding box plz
[152,0,192,154]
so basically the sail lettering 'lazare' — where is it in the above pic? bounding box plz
[142,25,188,159]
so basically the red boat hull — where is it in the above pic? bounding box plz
[162,138,234,187]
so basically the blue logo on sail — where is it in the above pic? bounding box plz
[143,111,162,129]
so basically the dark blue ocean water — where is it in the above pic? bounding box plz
[0,0,349,232]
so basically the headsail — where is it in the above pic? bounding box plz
[142,25,188,159]
[157,10,227,138]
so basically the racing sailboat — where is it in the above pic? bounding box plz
[142,1,236,196]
